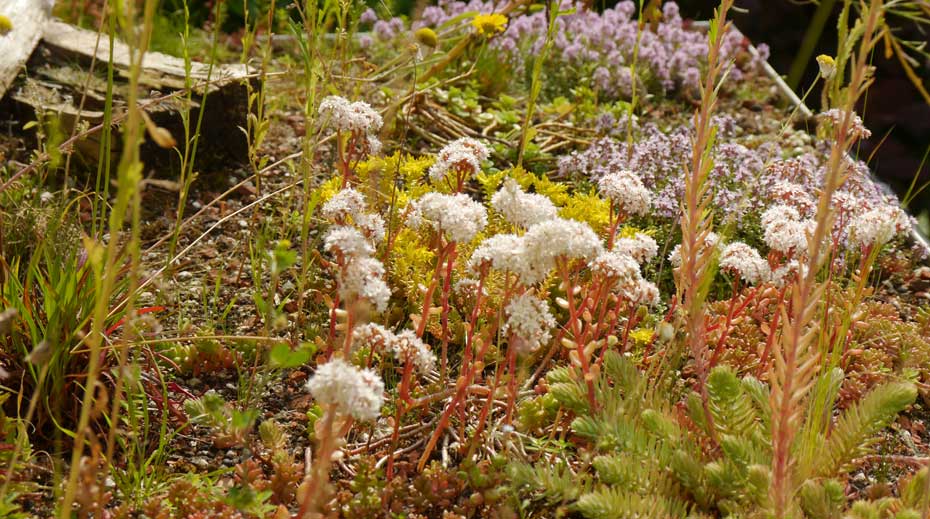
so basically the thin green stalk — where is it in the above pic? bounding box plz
[167,0,221,264]
[58,0,158,515]
[517,0,560,168]
[787,0,838,91]
[625,0,646,160]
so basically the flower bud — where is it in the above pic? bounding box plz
[414,27,439,48]
[816,54,836,80]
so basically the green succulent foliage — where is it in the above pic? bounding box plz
[814,381,917,478]
[512,351,691,519]
[508,460,587,506]
[799,479,846,519]
[513,357,918,519]
[678,366,771,515]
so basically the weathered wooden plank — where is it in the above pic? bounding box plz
[1,15,251,168]
[0,0,50,99]
[40,20,249,92]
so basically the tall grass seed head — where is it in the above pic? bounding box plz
[306,358,384,421]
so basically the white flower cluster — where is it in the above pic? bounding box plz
[590,251,641,287]
[590,249,659,304]
[613,232,658,264]
[630,279,661,306]
[453,277,485,301]
[597,169,652,217]
[322,188,386,244]
[819,108,871,141]
[770,259,806,287]
[306,358,384,421]
[354,212,386,244]
[468,233,525,273]
[406,193,488,243]
[468,218,604,285]
[353,324,436,374]
[322,188,367,221]
[338,257,392,312]
[490,178,558,228]
[848,206,910,249]
[319,96,383,134]
[324,226,374,258]
[323,202,391,312]
[668,232,720,268]
[761,205,813,256]
[503,293,556,354]
[428,137,490,182]
[520,218,605,284]
[767,180,816,216]
[719,242,770,285]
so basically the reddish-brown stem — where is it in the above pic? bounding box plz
[605,204,625,250]
[504,345,518,424]
[469,340,506,454]
[341,300,356,357]
[709,280,757,367]
[418,276,505,472]
[756,286,787,378]
[416,332,494,472]
[438,244,458,382]
[415,239,449,338]
[297,407,336,518]
[386,360,415,480]
[558,259,597,409]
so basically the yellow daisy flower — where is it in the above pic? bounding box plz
[471,13,507,37]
